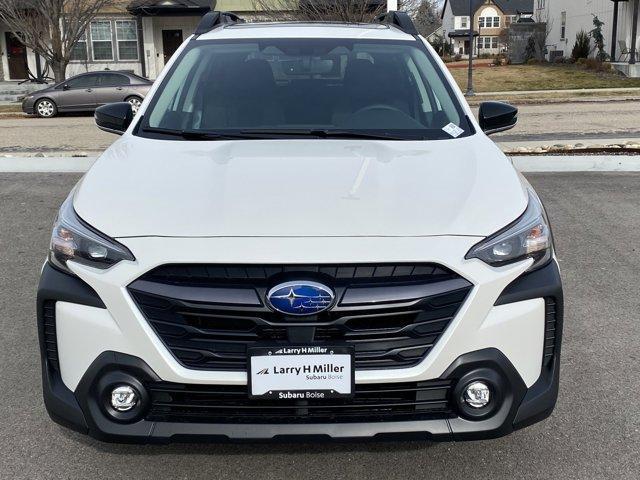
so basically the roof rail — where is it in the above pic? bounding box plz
[194,11,245,36]
[374,11,418,36]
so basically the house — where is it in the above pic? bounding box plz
[0,0,296,82]
[545,0,640,76]
[441,0,534,57]
[1,0,139,82]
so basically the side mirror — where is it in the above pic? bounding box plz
[62,84,70,90]
[478,101,518,135]
[95,102,134,135]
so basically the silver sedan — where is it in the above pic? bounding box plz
[22,71,152,118]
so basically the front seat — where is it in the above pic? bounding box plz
[201,59,284,129]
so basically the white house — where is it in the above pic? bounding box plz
[441,0,534,57]
[0,0,296,82]
[545,0,640,75]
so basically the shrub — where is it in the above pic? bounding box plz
[527,58,540,65]
[589,15,609,61]
[524,36,536,62]
[553,56,565,64]
[572,30,591,60]
[582,58,613,71]
[454,54,462,61]
[584,58,599,69]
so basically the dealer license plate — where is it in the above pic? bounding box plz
[248,346,354,400]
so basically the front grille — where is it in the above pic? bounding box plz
[145,380,454,424]
[42,301,59,372]
[543,298,558,367]
[129,263,472,372]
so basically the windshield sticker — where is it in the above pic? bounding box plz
[442,123,464,138]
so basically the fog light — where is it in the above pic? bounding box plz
[463,381,491,408]
[110,385,138,412]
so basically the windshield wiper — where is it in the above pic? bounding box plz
[239,129,412,140]
[142,127,263,140]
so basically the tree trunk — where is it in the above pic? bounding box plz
[51,60,67,83]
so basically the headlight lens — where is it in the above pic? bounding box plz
[466,189,552,271]
[49,193,134,273]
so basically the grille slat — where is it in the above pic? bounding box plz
[543,298,558,367]
[42,301,60,372]
[129,263,472,371]
[145,380,454,424]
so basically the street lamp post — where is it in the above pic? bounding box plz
[465,0,475,96]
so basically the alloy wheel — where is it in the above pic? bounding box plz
[36,100,55,118]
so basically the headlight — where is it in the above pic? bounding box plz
[49,193,134,274]
[466,189,552,271]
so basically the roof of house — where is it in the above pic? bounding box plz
[127,0,212,15]
[447,29,479,38]
[442,0,534,18]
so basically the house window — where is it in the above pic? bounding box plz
[560,12,566,40]
[477,37,499,49]
[69,31,88,61]
[461,16,468,29]
[479,16,500,28]
[538,0,546,9]
[90,20,113,61]
[116,20,138,61]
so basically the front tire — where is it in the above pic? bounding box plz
[35,98,57,118]
[126,96,143,115]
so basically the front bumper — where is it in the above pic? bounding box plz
[21,97,35,114]
[37,251,563,443]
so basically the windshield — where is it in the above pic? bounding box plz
[138,37,471,141]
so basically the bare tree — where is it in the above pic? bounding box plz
[252,0,386,23]
[0,0,113,82]
[402,0,440,37]
[532,6,553,61]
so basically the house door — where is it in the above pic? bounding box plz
[5,32,28,79]
[464,40,470,55]
[162,30,183,65]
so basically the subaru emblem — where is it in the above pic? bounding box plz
[267,281,335,316]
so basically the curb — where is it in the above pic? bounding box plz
[510,155,640,172]
[1,155,640,174]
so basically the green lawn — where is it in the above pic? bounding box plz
[448,63,640,92]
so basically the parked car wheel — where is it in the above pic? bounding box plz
[126,96,143,114]
[35,98,57,118]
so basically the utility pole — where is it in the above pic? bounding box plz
[387,0,398,11]
[465,0,475,96]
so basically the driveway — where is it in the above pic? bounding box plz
[0,172,638,479]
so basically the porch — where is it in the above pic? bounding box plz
[127,1,211,79]
[0,22,43,82]
[610,0,640,77]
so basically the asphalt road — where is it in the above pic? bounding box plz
[2,100,640,155]
[0,173,639,479]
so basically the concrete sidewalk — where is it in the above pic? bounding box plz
[2,155,640,173]
[474,86,640,96]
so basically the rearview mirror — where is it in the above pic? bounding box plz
[95,102,134,135]
[478,102,518,135]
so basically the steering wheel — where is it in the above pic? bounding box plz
[353,104,405,116]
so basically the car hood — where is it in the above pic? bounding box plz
[74,135,527,238]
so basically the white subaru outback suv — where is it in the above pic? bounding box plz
[37,11,563,443]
